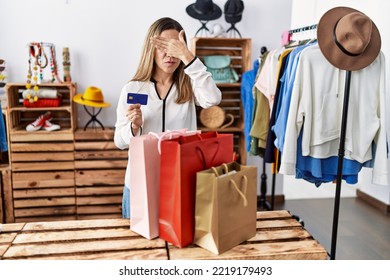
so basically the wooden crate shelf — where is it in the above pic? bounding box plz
[4,83,77,222]
[11,170,76,222]
[5,83,76,138]
[191,38,252,164]
[2,82,130,222]
[74,128,127,220]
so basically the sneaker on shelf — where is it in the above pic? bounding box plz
[26,112,51,131]
[42,119,61,131]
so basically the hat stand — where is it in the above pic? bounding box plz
[82,105,105,131]
[226,23,242,38]
[330,70,352,260]
[194,20,211,37]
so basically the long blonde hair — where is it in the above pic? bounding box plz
[132,17,193,104]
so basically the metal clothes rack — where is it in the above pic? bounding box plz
[330,70,352,260]
[257,46,272,212]
[265,23,349,260]
[288,24,318,34]
[287,23,349,260]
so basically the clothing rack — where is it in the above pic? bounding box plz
[287,23,348,260]
[253,23,372,260]
[258,25,321,235]
[288,24,318,34]
[284,24,318,47]
[281,23,346,260]
[257,46,272,211]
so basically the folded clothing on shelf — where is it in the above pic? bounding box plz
[22,89,58,99]
[23,96,63,108]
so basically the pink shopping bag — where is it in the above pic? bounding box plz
[129,129,198,239]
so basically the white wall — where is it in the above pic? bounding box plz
[0,0,292,197]
[0,0,291,127]
[3,1,387,203]
[290,0,390,204]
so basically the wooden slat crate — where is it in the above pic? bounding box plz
[3,83,77,222]
[191,37,252,78]
[11,170,76,222]
[191,38,252,164]
[168,210,328,260]
[5,83,76,137]
[0,222,24,257]
[0,210,327,260]
[1,219,167,260]
[10,139,75,222]
[1,169,13,223]
[74,128,127,220]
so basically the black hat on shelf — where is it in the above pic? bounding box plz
[186,0,222,21]
[224,0,244,23]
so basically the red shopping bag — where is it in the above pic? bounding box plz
[129,129,199,239]
[159,131,234,247]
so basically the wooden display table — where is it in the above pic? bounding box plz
[0,210,327,260]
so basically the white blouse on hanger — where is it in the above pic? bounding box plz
[279,44,388,186]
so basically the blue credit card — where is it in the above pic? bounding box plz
[127,93,148,105]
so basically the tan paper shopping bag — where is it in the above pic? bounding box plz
[194,161,257,254]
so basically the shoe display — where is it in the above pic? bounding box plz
[42,119,61,131]
[26,112,51,131]
[25,111,61,132]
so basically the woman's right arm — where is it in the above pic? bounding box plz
[114,85,132,150]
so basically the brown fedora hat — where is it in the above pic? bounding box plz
[317,6,381,71]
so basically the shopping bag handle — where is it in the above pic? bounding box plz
[211,163,229,176]
[153,129,198,154]
[229,176,248,207]
[195,141,220,169]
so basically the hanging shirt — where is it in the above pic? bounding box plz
[264,48,292,164]
[241,59,259,152]
[273,43,313,153]
[249,52,270,154]
[294,129,374,187]
[255,48,285,113]
[279,44,388,186]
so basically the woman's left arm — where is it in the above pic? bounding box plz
[151,30,221,108]
[184,58,222,108]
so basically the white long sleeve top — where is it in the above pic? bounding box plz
[114,57,222,187]
[279,44,388,186]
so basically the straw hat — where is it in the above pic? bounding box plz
[317,6,381,71]
[200,105,234,129]
[73,86,110,108]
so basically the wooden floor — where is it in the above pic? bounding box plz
[272,197,390,260]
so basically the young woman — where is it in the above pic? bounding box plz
[114,17,221,218]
